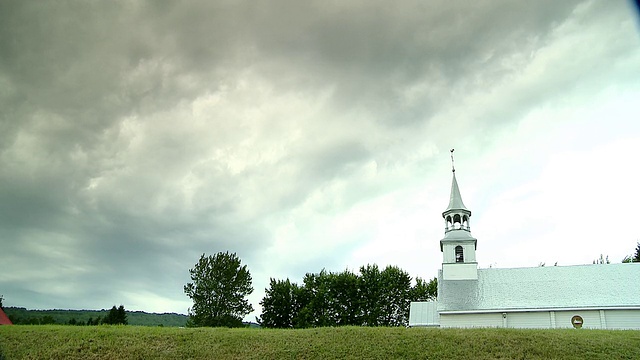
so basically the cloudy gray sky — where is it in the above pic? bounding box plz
[1,1,639,320]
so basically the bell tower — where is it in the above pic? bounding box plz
[440,149,478,280]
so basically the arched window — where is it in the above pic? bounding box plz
[462,215,469,230]
[455,245,464,263]
[446,216,452,230]
[453,214,461,229]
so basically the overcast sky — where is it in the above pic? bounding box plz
[1,1,639,320]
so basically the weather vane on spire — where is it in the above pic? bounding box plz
[450,148,455,173]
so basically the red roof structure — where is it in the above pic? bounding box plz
[0,307,12,325]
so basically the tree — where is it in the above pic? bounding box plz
[359,264,383,326]
[411,277,437,302]
[40,315,56,325]
[258,278,300,328]
[378,266,413,326]
[103,306,117,324]
[117,305,128,325]
[103,305,128,325]
[290,280,312,328]
[184,252,254,327]
[593,254,610,264]
[622,242,640,263]
[0,294,3,309]
[327,270,360,326]
[299,270,332,327]
[357,264,414,327]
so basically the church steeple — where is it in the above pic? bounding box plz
[440,149,478,280]
[442,150,472,234]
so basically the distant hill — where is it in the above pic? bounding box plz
[4,307,189,327]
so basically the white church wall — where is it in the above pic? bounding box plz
[604,310,640,330]
[442,246,455,263]
[462,243,476,262]
[429,309,640,329]
[554,310,601,329]
[442,241,476,264]
[439,313,502,328]
[442,263,478,280]
[505,312,552,329]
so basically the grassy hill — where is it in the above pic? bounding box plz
[1,325,639,359]
[3,307,188,327]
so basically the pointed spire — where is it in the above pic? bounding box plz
[445,149,468,212]
[446,172,469,212]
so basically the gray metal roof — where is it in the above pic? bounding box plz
[440,228,477,251]
[437,263,640,312]
[409,301,440,326]
[442,229,476,241]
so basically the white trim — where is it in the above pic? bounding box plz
[439,306,640,315]
[599,310,607,329]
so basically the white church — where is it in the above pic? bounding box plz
[409,155,640,329]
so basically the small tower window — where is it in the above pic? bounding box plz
[455,245,464,263]
[453,214,461,229]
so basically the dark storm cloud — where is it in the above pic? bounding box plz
[2,0,615,313]
[235,0,584,117]
[0,0,586,146]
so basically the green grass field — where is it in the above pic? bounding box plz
[1,325,639,359]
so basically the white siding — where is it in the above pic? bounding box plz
[443,245,455,263]
[442,263,478,280]
[462,243,476,262]
[505,312,552,329]
[554,311,601,329]
[440,313,502,328]
[604,310,640,330]
[442,243,476,263]
[438,309,640,329]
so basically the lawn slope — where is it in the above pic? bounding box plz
[0,325,639,359]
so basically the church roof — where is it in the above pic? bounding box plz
[0,308,12,325]
[437,263,640,312]
[444,172,469,214]
[442,229,476,241]
[440,228,477,251]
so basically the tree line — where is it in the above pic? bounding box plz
[6,305,127,326]
[183,252,436,328]
[257,265,436,328]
